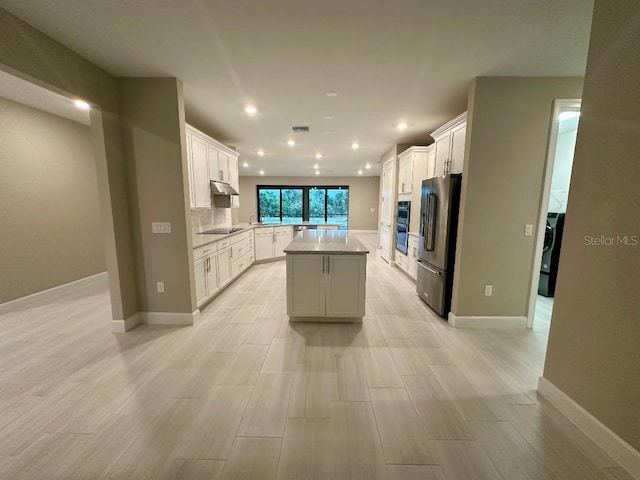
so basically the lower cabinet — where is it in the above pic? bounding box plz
[395,236,419,282]
[254,226,293,261]
[217,246,232,289]
[194,252,219,307]
[286,254,366,318]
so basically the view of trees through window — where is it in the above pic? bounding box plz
[257,186,349,229]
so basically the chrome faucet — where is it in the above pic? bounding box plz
[248,214,256,225]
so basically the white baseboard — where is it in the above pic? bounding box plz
[141,310,200,326]
[0,272,108,314]
[537,376,640,478]
[448,312,527,328]
[111,312,141,333]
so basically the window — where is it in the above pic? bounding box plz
[257,186,349,229]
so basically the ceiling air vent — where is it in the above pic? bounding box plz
[291,126,310,133]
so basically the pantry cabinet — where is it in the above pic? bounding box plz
[430,112,467,177]
[186,124,240,209]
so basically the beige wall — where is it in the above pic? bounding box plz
[543,0,640,451]
[0,97,106,303]
[235,176,380,230]
[1,8,139,320]
[451,76,583,318]
[117,78,194,314]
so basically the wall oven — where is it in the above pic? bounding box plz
[395,201,410,254]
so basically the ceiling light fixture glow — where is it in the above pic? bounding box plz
[365,163,371,169]
[287,139,295,146]
[397,122,408,131]
[315,153,322,159]
[324,115,335,120]
[244,104,257,115]
[74,99,90,111]
[257,149,265,156]
[358,169,363,175]
[351,142,359,150]
[313,163,319,169]
[315,170,320,175]
[259,169,265,175]
[242,162,249,167]
[325,91,338,97]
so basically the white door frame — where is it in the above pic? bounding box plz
[526,99,581,328]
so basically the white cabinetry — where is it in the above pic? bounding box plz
[397,154,413,195]
[186,124,240,209]
[430,112,467,177]
[286,254,366,318]
[254,226,292,261]
[395,235,420,282]
[379,158,395,262]
[193,244,219,307]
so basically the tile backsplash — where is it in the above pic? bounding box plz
[190,207,231,232]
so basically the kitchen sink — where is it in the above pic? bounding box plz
[199,227,245,234]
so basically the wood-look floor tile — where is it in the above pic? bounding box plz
[369,387,436,464]
[243,317,280,345]
[387,464,446,480]
[386,338,431,375]
[161,460,225,480]
[403,375,475,440]
[218,344,268,385]
[432,440,503,480]
[430,365,502,421]
[277,402,388,480]
[261,337,304,373]
[221,437,281,480]
[357,346,403,388]
[172,385,252,460]
[237,373,294,437]
[211,324,252,353]
[336,351,370,402]
[604,467,637,480]
[230,304,265,324]
[288,370,337,418]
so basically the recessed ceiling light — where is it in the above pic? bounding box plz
[325,91,338,97]
[365,163,371,169]
[324,115,335,120]
[242,162,249,167]
[315,153,322,159]
[259,170,265,175]
[315,170,320,175]
[74,99,90,111]
[287,139,295,146]
[313,163,319,169]
[351,142,359,150]
[358,169,363,175]
[397,122,408,131]
[257,149,265,156]
[323,131,332,135]
[244,104,257,115]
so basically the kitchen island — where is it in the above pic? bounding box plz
[284,230,369,322]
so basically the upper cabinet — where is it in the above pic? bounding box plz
[397,152,413,195]
[430,112,467,176]
[185,124,240,209]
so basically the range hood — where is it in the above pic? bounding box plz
[210,180,239,196]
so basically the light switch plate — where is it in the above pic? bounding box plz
[484,285,493,296]
[524,224,534,236]
[152,222,172,234]
[157,282,164,293]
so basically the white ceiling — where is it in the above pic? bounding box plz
[0,1,594,176]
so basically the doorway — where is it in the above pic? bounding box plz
[527,99,581,329]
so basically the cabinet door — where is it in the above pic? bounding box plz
[325,255,366,317]
[434,133,450,177]
[381,158,394,227]
[194,257,207,306]
[206,254,219,296]
[397,156,407,194]
[426,147,436,179]
[408,244,418,280]
[218,152,229,182]
[379,224,391,262]
[274,231,292,258]
[254,235,274,261]
[286,254,325,317]
[228,154,239,191]
[191,135,211,208]
[449,123,466,174]
[217,247,232,287]
[208,145,219,181]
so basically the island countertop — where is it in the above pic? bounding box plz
[284,230,369,254]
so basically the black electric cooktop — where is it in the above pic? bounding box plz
[199,227,245,235]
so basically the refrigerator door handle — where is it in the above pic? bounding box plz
[418,261,442,276]
[426,193,436,251]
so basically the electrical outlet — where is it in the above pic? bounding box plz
[152,222,172,234]
[524,224,534,236]
[484,285,493,296]
[157,282,165,293]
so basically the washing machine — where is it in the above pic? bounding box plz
[538,212,565,297]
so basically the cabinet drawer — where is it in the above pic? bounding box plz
[231,239,248,259]
[230,232,246,244]
[395,251,408,269]
[254,227,274,236]
[231,255,248,278]
[408,236,419,248]
[218,238,231,249]
[274,226,292,235]
[194,243,216,260]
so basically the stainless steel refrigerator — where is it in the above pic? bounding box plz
[416,174,462,317]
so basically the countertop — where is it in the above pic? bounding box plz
[283,230,369,254]
[192,222,342,249]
